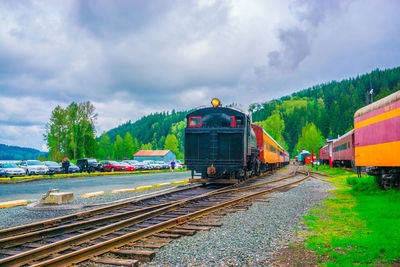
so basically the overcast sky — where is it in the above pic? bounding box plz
[1,0,399,151]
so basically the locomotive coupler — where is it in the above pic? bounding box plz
[207,164,216,176]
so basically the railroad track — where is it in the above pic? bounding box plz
[0,171,310,266]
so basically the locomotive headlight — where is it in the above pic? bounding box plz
[211,98,221,107]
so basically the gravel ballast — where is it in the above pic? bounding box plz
[145,178,335,266]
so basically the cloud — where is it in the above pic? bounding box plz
[268,27,310,70]
[0,0,399,150]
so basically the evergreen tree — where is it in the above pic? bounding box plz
[123,132,134,159]
[98,133,112,159]
[133,138,140,155]
[114,135,124,160]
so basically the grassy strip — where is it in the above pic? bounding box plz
[300,165,400,266]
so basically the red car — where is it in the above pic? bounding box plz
[120,162,136,171]
[100,161,125,172]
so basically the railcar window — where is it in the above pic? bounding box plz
[189,117,202,127]
[269,144,276,152]
[334,143,349,152]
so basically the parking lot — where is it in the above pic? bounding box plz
[0,171,189,202]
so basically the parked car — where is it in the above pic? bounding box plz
[142,162,153,170]
[0,167,6,177]
[100,161,125,172]
[44,161,64,174]
[122,160,145,170]
[176,160,185,168]
[172,160,184,169]
[119,162,136,171]
[68,163,81,173]
[143,160,162,170]
[0,163,25,178]
[156,161,169,169]
[19,160,49,176]
[77,158,104,173]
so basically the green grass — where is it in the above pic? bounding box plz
[300,166,400,266]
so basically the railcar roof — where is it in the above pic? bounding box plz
[354,90,400,118]
[187,107,246,117]
[333,129,354,144]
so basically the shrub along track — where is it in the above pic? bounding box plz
[0,171,310,266]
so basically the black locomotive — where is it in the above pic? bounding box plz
[185,98,260,181]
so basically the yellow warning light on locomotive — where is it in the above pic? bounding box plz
[211,98,221,107]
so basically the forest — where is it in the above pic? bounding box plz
[42,66,400,161]
[0,144,47,160]
[251,67,400,155]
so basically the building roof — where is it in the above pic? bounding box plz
[134,150,172,157]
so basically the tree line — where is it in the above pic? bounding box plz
[44,102,185,161]
[251,67,400,155]
[44,67,400,161]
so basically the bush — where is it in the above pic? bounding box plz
[347,175,380,192]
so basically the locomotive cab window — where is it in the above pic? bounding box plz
[235,117,244,127]
[230,116,236,127]
[189,117,202,127]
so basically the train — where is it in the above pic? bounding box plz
[320,90,400,188]
[185,98,289,182]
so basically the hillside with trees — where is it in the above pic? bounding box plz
[42,67,400,161]
[251,67,400,155]
[0,144,47,160]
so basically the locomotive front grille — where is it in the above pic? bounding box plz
[185,133,210,161]
[218,133,242,160]
[186,131,243,163]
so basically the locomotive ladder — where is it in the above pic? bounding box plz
[209,131,218,161]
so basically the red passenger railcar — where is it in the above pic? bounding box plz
[319,144,329,164]
[332,130,355,168]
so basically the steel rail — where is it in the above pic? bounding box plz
[0,172,308,266]
[0,184,202,239]
[0,169,272,240]
[0,182,242,266]
[0,170,273,243]
[0,171,290,248]
[34,173,311,267]
[0,183,241,248]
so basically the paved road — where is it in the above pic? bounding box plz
[0,172,190,202]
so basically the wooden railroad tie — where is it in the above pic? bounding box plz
[188,222,223,227]
[176,225,211,231]
[153,233,181,239]
[131,243,165,249]
[142,238,173,243]
[163,229,196,236]
[224,208,248,212]
[92,257,139,267]
[254,198,270,202]
[113,249,155,262]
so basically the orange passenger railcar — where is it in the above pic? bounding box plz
[251,124,287,171]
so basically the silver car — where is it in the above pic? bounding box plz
[0,163,25,177]
[19,160,49,176]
